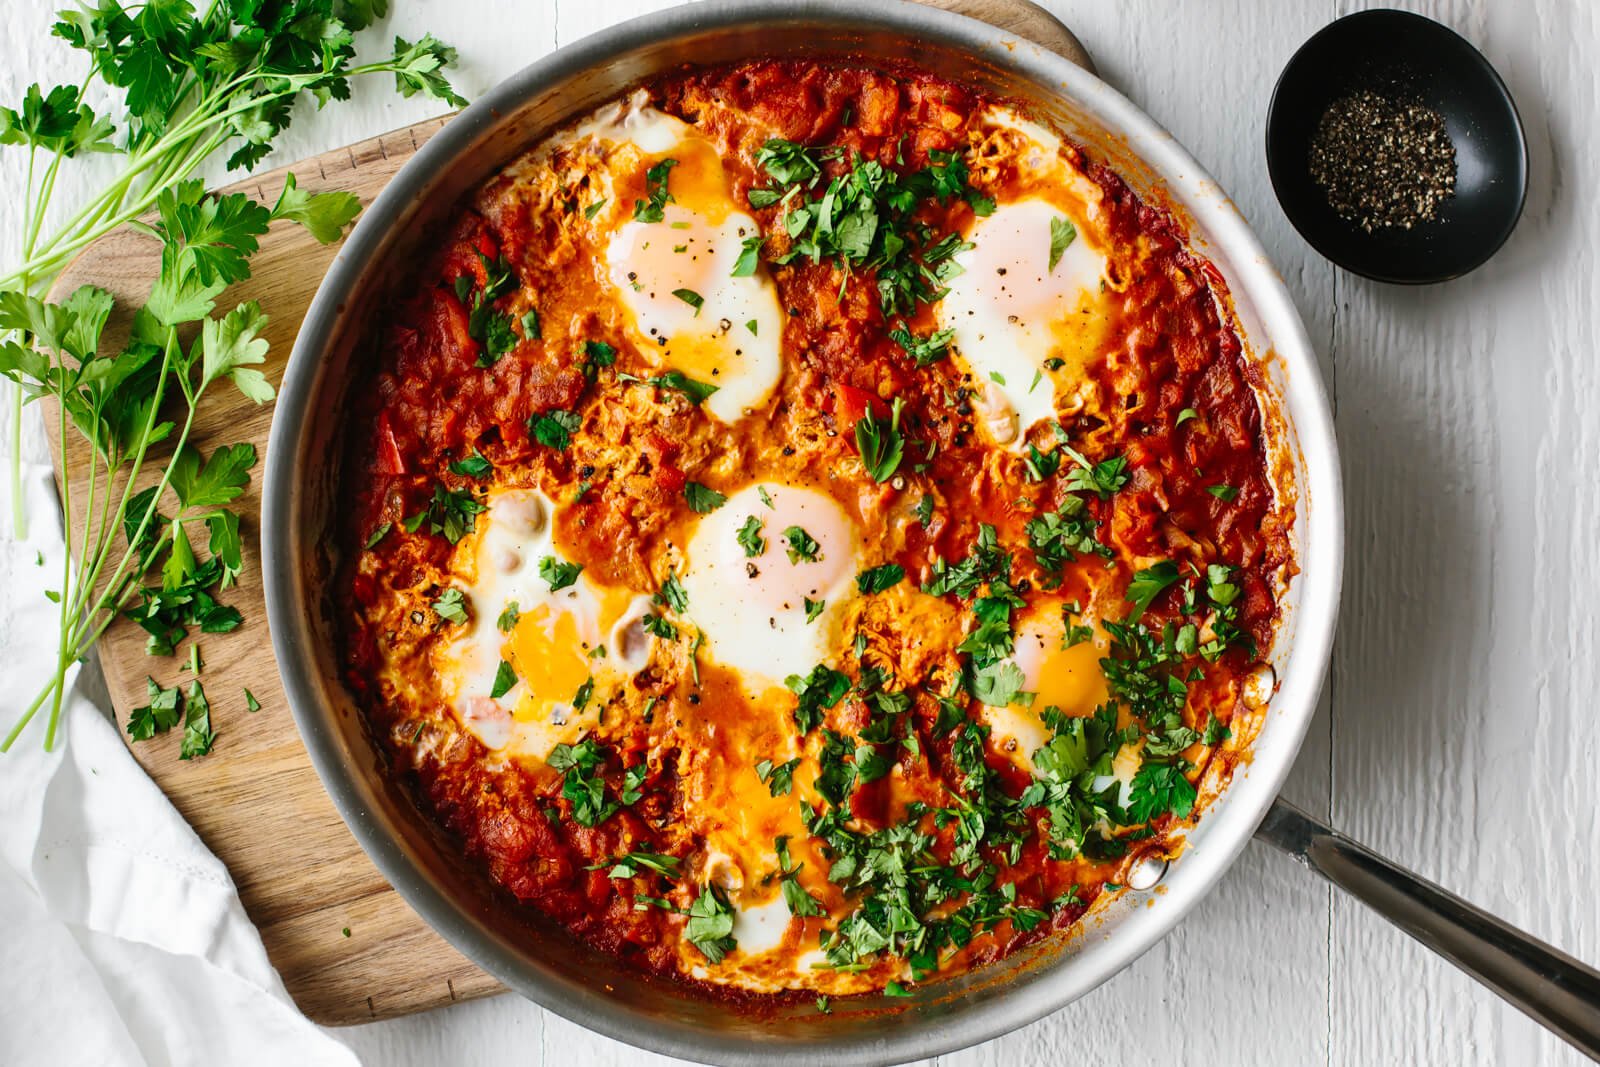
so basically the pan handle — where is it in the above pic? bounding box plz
[1257,799,1600,1060]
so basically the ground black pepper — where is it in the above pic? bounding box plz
[1308,89,1457,232]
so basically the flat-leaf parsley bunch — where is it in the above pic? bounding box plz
[0,1,464,751]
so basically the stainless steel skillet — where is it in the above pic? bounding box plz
[260,0,1600,1060]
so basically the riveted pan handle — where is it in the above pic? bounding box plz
[1258,799,1600,1062]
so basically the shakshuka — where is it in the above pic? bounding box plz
[336,60,1295,1000]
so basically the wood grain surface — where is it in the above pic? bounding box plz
[34,0,1095,1031]
[43,115,511,1026]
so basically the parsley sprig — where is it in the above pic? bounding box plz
[0,4,464,752]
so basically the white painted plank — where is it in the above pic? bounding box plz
[1325,1,1597,1065]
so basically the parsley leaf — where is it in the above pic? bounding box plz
[432,587,468,624]
[539,556,583,591]
[179,680,215,759]
[854,397,905,483]
[856,563,904,594]
[1048,216,1078,272]
[776,835,825,918]
[731,234,763,277]
[548,737,621,827]
[619,369,719,406]
[785,664,850,733]
[756,757,800,796]
[671,288,704,314]
[633,157,677,223]
[592,851,680,879]
[889,324,954,367]
[490,659,517,699]
[126,676,181,741]
[529,408,581,450]
[1125,561,1180,619]
[783,525,821,563]
[655,572,689,614]
[449,450,492,479]
[685,885,738,962]
[1126,762,1197,823]
[736,515,766,557]
[1063,446,1130,498]
[684,481,726,513]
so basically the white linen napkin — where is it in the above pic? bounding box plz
[0,451,359,1067]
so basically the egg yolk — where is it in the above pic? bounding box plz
[505,604,593,721]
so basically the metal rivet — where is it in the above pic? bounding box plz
[1127,854,1169,891]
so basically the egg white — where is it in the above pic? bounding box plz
[440,488,654,762]
[681,483,860,690]
[581,102,786,424]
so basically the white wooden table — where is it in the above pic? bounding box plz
[3,1,1592,1063]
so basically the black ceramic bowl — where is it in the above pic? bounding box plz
[1266,8,1527,284]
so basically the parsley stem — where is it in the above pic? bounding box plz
[45,373,72,750]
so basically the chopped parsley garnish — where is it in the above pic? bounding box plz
[490,659,517,699]
[1126,762,1197,823]
[583,339,615,373]
[684,481,727,513]
[538,556,583,592]
[642,613,678,641]
[457,253,520,367]
[126,676,181,741]
[803,597,825,622]
[783,525,821,563]
[756,757,800,796]
[655,572,689,614]
[591,851,680,879]
[1063,446,1130,498]
[856,563,905,594]
[548,737,625,827]
[751,138,984,316]
[529,408,581,450]
[685,885,738,962]
[736,515,766,557]
[732,234,763,277]
[1026,495,1110,576]
[775,835,825,917]
[1202,711,1232,746]
[405,484,486,544]
[244,689,261,713]
[583,197,608,220]
[497,601,521,631]
[1125,560,1180,619]
[363,522,392,550]
[1206,483,1238,501]
[855,397,905,483]
[1023,443,1061,482]
[785,664,850,733]
[1048,215,1078,272]
[449,450,492,479]
[889,324,954,367]
[572,677,594,711]
[521,308,542,340]
[671,287,705,314]
[913,493,935,526]
[1176,407,1200,426]
[179,681,215,760]
[618,369,719,405]
[632,157,677,223]
[432,587,468,624]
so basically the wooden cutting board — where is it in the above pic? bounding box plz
[43,1,1089,1027]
